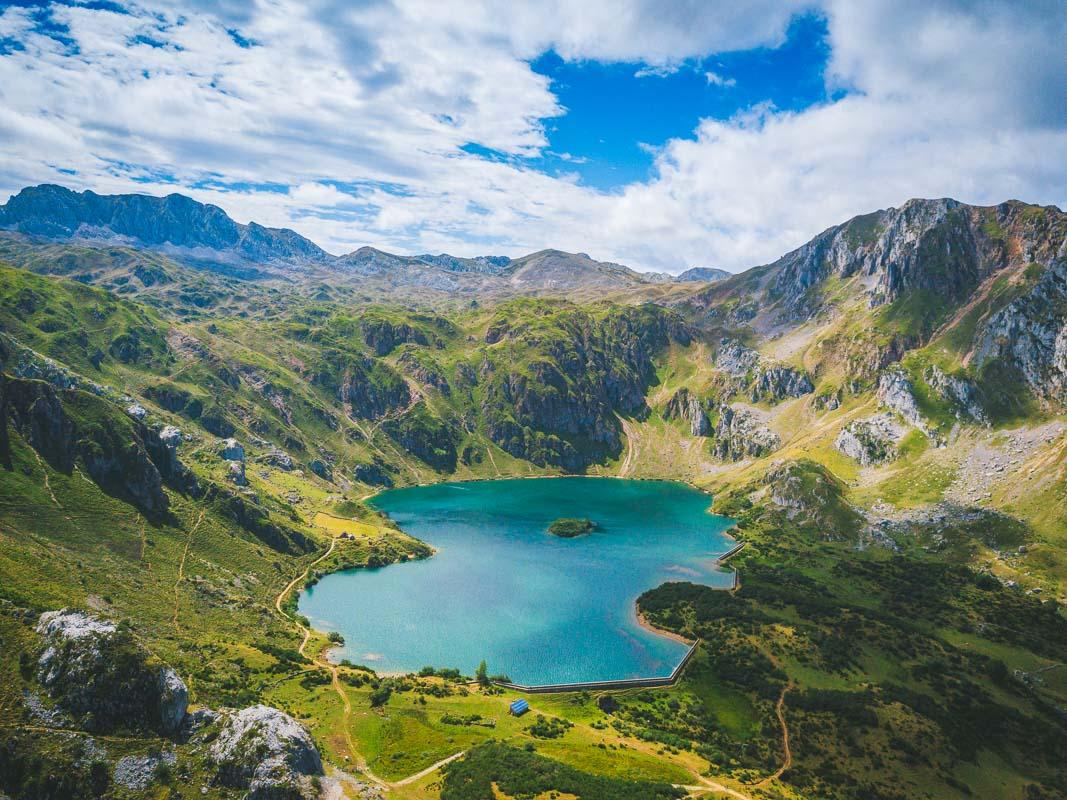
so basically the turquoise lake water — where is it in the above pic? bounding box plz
[299,477,736,685]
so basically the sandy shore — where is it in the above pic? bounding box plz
[635,605,696,645]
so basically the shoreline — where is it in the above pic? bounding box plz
[635,606,695,645]
[304,472,744,685]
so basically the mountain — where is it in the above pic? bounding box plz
[675,266,731,282]
[3,190,1067,800]
[0,185,682,298]
[0,184,331,267]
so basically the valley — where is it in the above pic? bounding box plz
[0,187,1065,800]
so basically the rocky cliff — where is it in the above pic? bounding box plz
[35,609,188,733]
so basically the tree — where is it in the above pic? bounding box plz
[476,660,489,687]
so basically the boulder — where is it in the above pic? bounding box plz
[209,705,323,800]
[35,609,188,733]
[126,403,148,421]
[220,437,245,461]
[229,460,247,486]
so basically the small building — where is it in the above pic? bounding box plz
[509,698,529,716]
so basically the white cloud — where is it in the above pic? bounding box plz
[0,0,1064,273]
[703,70,736,87]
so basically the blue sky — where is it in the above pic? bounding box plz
[0,1,1065,271]
[529,14,834,190]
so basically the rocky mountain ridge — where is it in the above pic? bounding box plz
[0,185,713,297]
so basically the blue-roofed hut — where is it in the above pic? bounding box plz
[509,698,529,716]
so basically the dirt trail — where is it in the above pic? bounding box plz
[31,450,61,508]
[172,511,205,632]
[391,751,466,787]
[755,681,794,786]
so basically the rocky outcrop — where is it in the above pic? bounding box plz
[261,447,294,471]
[481,305,690,470]
[358,316,436,356]
[308,458,332,481]
[924,365,989,424]
[763,200,1066,319]
[663,388,710,436]
[715,340,760,377]
[1,376,179,513]
[397,348,451,396]
[382,407,457,471]
[715,339,813,403]
[973,258,1067,405]
[833,413,909,466]
[0,374,76,471]
[35,609,188,733]
[337,358,410,421]
[877,369,927,429]
[749,364,814,403]
[712,404,780,460]
[209,705,323,800]
[220,437,245,461]
[229,460,247,486]
[353,460,394,487]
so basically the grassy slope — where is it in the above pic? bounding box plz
[1,256,1066,800]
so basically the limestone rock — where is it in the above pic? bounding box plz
[35,609,188,733]
[924,365,989,424]
[663,388,710,436]
[229,460,247,486]
[833,413,909,466]
[209,705,323,800]
[220,438,245,461]
[712,404,780,460]
[877,369,926,429]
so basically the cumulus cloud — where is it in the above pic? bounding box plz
[0,0,1064,272]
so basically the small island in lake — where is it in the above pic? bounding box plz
[548,518,597,538]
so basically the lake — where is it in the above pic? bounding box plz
[300,477,736,685]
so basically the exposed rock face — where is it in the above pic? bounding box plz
[712,404,780,461]
[715,339,813,403]
[877,369,927,429]
[1,375,76,471]
[834,413,909,466]
[674,267,730,283]
[337,358,411,421]
[663,388,710,436]
[482,305,690,470]
[261,447,294,471]
[209,705,323,800]
[353,460,394,487]
[924,365,989,424]
[382,407,457,471]
[220,437,245,461]
[765,199,1066,315]
[764,460,863,538]
[397,348,451,396]
[749,364,814,402]
[308,458,332,481]
[716,340,760,377]
[358,317,435,356]
[35,609,188,733]
[126,403,148,420]
[973,258,1067,404]
[0,184,330,266]
[229,460,247,486]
